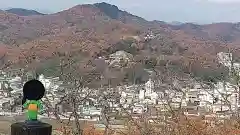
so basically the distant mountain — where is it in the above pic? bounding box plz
[169,21,183,26]
[94,2,148,26]
[5,8,45,16]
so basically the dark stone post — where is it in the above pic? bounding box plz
[11,121,52,135]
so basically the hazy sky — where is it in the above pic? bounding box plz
[1,0,240,24]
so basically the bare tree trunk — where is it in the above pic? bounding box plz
[71,93,82,135]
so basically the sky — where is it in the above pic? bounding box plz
[1,0,240,24]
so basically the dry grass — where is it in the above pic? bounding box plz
[1,114,240,135]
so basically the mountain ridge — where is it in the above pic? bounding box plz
[0,2,237,86]
[5,8,45,16]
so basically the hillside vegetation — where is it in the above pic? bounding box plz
[0,2,237,86]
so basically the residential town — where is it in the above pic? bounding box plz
[0,52,238,128]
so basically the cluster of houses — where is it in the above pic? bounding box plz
[0,71,237,122]
[118,78,240,119]
[0,52,238,125]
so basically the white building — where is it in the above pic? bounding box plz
[198,90,214,111]
[109,51,133,62]
[172,92,184,103]
[150,92,158,105]
[121,91,127,98]
[0,98,14,110]
[145,78,154,97]
[39,74,51,89]
[217,52,232,68]
[38,74,60,92]
[139,89,145,101]
[82,107,101,114]
[233,63,240,76]
[9,76,21,83]
[186,90,199,103]
[213,82,239,112]
[120,98,126,104]
[132,105,144,114]
[181,99,187,107]
[213,104,230,113]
